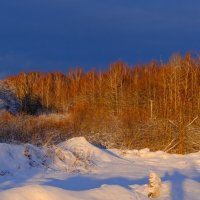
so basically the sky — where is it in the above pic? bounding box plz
[0,0,200,76]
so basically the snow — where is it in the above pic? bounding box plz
[148,172,161,198]
[1,137,200,199]
[57,137,112,162]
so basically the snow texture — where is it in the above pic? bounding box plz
[1,137,200,200]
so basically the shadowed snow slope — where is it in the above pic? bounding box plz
[0,143,47,173]
[1,137,200,199]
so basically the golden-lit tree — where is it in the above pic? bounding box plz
[5,53,200,153]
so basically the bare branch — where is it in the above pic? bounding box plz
[186,116,198,128]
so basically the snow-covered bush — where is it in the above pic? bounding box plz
[0,81,21,114]
[148,172,161,198]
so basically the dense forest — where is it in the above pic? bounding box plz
[1,53,200,154]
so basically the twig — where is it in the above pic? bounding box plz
[168,120,178,127]
[186,116,198,128]
[163,138,176,152]
[165,141,180,153]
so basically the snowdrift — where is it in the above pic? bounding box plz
[0,143,47,175]
[1,137,200,200]
[0,185,136,200]
[0,137,112,175]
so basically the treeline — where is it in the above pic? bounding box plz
[3,53,200,153]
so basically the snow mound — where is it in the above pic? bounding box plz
[0,137,112,175]
[0,185,77,200]
[57,137,112,163]
[0,184,137,200]
[52,145,95,173]
[0,143,48,175]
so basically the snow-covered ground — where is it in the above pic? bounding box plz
[0,137,200,200]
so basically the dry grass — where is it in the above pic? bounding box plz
[0,112,72,145]
[0,111,200,154]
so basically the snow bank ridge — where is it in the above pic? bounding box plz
[0,137,111,175]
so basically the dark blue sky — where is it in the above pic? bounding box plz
[0,0,200,76]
